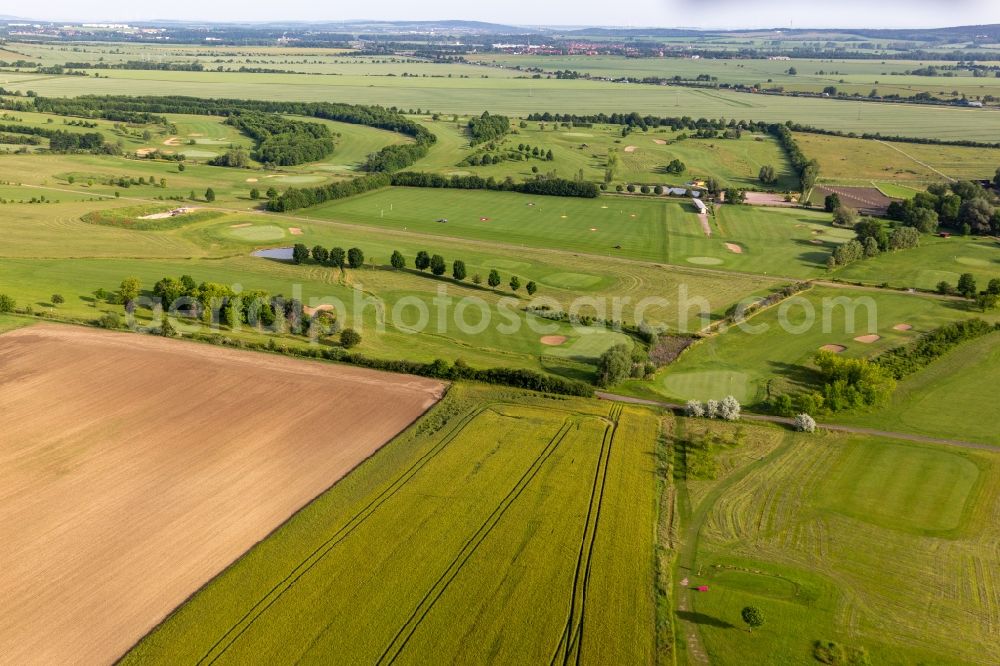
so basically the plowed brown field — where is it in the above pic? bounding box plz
[0,324,444,665]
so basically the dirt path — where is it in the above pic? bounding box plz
[595,393,996,451]
[697,213,711,237]
[0,324,444,665]
[874,140,956,183]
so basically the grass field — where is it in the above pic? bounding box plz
[620,285,1000,404]
[4,70,1000,140]
[468,53,1000,102]
[123,384,660,665]
[0,324,444,665]
[796,132,1000,185]
[671,416,999,665]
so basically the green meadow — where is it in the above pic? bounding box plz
[671,416,999,665]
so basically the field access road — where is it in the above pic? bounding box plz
[594,392,997,451]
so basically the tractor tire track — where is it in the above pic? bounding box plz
[551,403,621,666]
[376,419,576,664]
[197,404,489,665]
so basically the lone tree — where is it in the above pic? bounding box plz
[205,187,215,202]
[0,293,15,313]
[741,606,764,633]
[758,165,777,185]
[51,294,65,306]
[340,328,361,349]
[452,259,467,281]
[292,244,309,265]
[390,250,406,270]
[824,193,841,212]
[526,280,537,296]
[488,269,501,289]
[430,254,446,276]
[415,251,431,272]
[249,188,260,200]
[347,247,365,269]
[119,276,141,305]
[509,275,521,292]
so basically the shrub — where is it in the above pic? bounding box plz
[684,400,705,417]
[97,312,121,329]
[0,293,15,312]
[794,413,817,433]
[340,327,361,348]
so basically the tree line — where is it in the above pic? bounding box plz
[769,123,819,192]
[886,180,1000,236]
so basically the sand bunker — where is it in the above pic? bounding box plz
[138,207,196,220]
[229,223,252,229]
[135,147,154,157]
[162,137,182,147]
[188,132,205,137]
[288,227,303,235]
[303,303,335,317]
[893,324,913,331]
[624,145,637,153]
[653,139,667,145]
[810,239,824,245]
[246,177,259,183]
[819,344,847,353]
[589,227,598,231]
[540,335,568,346]
[854,334,881,344]
[724,243,743,254]
[479,217,490,221]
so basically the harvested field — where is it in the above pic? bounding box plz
[0,325,443,666]
[742,191,796,207]
[814,185,897,216]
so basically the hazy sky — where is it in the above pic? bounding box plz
[10,1,999,30]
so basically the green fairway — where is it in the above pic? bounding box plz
[833,331,1000,445]
[834,236,1000,290]
[123,385,660,665]
[302,187,844,277]
[671,417,999,666]
[410,119,797,191]
[622,286,1000,404]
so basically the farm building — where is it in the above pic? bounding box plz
[692,198,707,213]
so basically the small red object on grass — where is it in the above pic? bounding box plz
[697,586,709,592]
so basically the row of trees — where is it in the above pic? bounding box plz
[684,396,742,421]
[293,243,365,269]
[770,123,819,192]
[828,218,921,268]
[937,274,1000,310]
[875,318,998,378]
[388,171,599,198]
[392,250,538,294]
